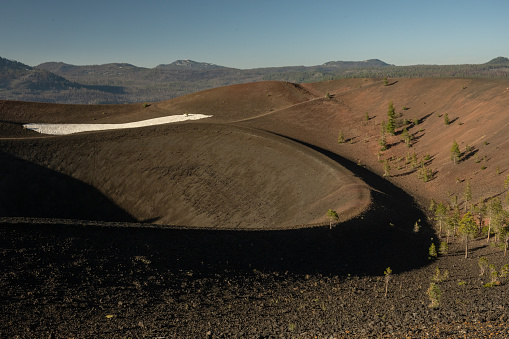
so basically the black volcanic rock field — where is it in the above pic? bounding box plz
[1,78,509,337]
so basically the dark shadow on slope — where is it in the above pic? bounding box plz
[415,112,434,126]
[278,134,430,207]
[462,146,478,162]
[0,152,135,222]
[0,133,435,279]
[1,201,433,285]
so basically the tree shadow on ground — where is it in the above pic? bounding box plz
[417,112,434,125]
[462,147,478,162]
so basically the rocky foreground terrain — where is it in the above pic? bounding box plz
[1,215,508,338]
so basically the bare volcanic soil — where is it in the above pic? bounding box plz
[0,123,369,229]
[1,219,509,338]
[2,78,509,337]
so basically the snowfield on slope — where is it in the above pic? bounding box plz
[24,114,212,135]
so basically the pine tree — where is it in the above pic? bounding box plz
[429,243,437,258]
[463,180,472,212]
[445,208,460,243]
[386,101,396,135]
[384,267,392,297]
[458,212,478,259]
[450,140,461,164]
[499,224,509,257]
[434,203,448,235]
[472,200,487,233]
[402,128,412,147]
[444,113,450,125]
[326,209,339,230]
[427,283,442,309]
[487,198,504,243]
[429,198,436,213]
[338,130,345,143]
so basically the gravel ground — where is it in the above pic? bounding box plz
[1,217,508,338]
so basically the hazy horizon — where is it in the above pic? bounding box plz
[2,0,509,69]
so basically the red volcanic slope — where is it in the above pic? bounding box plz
[2,78,509,226]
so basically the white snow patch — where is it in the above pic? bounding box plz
[23,114,212,135]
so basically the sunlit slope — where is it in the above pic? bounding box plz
[153,81,318,122]
[4,77,506,226]
[0,123,370,228]
[0,81,318,136]
[239,78,509,206]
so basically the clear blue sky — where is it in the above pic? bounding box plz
[2,0,508,69]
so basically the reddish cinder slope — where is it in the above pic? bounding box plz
[240,78,509,208]
[2,77,508,226]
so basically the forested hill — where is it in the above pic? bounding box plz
[1,56,508,104]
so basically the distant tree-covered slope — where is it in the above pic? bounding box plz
[0,57,127,104]
[1,56,509,104]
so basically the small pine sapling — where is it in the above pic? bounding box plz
[411,152,418,168]
[450,195,458,210]
[432,267,449,283]
[429,243,437,259]
[386,101,396,135]
[427,283,442,309]
[451,140,461,164]
[414,219,421,233]
[402,128,412,147]
[419,162,433,182]
[326,209,339,230]
[434,203,448,235]
[478,257,488,276]
[487,198,503,243]
[384,267,392,298]
[501,264,509,277]
[338,130,346,144]
[484,264,500,287]
[439,241,449,255]
[499,224,509,256]
[458,212,478,259]
[405,152,412,165]
[429,198,436,213]
[445,208,460,243]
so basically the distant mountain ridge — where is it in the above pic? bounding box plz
[323,59,392,67]
[0,57,76,91]
[1,56,509,104]
[485,57,509,65]
[156,59,227,70]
